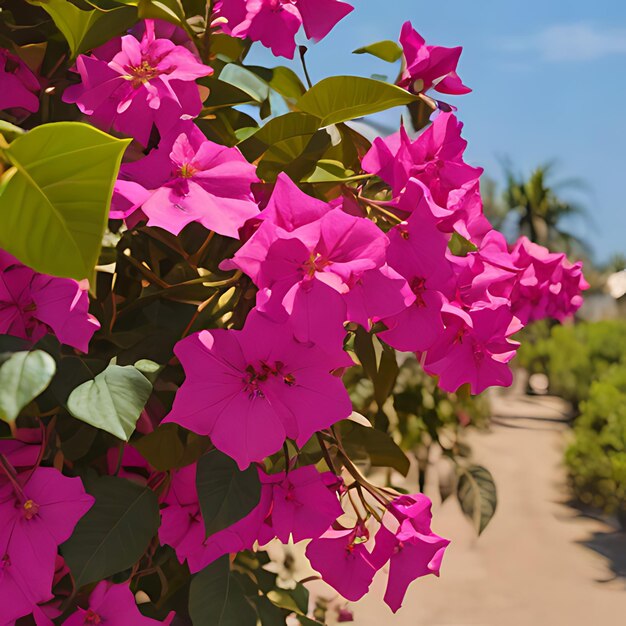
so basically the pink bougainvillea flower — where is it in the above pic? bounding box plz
[343,264,413,331]
[224,173,399,329]
[159,463,272,573]
[256,278,353,367]
[0,251,100,352]
[0,48,40,114]
[0,467,94,624]
[450,229,520,307]
[112,123,259,238]
[509,236,589,324]
[362,114,483,238]
[160,462,340,572]
[0,428,42,472]
[424,304,521,394]
[370,494,450,613]
[259,465,343,544]
[397,21,470,95]
[221,173,331,281]
[306,524,377,601]
[63,20,212,146]
[165,309,352,468]
[219,0,353,59]
[254,207,388,299]
[378,192,455,352]
[62,581,167,625]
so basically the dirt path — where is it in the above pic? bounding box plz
[352,392,626,626]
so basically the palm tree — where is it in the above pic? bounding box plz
[500,163,591,255]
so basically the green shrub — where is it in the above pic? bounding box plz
[516,320,626,405]
[565,364,626,514]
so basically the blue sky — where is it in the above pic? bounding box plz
[247,0,626,263]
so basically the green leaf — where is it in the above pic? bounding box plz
[254,596,286,626]
[247,65,306,99]
[303,159,367,183]
[219,64,270,103]
[297,76,416,126]
[30,0,136,57]
[67,363,152,441]
[374,343,399,407]
[267,584,309,615]
[132,424,211,471]
[449,231,478,257]
[76,5,137,54]
[138,0,185,26]
[353,40,403,63]
[239,112,321,162]
[456,464,497,535]
[0,121,25,144]
[0,351,56,424]
[61,475,160,587]
[340,421,410,477]
[352,39,402,63]
[189,556,258,626]
[0,122,130,280]
[196,449,262,537]
[200,76,258,111]
[211,34,248,62]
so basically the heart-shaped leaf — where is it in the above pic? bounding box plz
[189,557,257,626]
[61,476,160,587]
[196,449,262,537]
[67,364,152,441]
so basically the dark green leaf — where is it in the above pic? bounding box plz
[61,476,160,587]
[137,0,185,25]
[457,464,497,535]
[30,0,136,57]
[267,584,309,615]
[353,327,377,382]
[189,556,258,626]
[133,423,211,471]
[196,449,262,537]
[0,122,130,280]
[0,351,56,424]
[255,596,287,626]
[67,363,153,441]
[297,76,416,126]
[374,343,399,407]
[200,76,258,111]
[353,40,403,63]
[211,34,248,62]
[239,112,320,162]
[248,65,306,99]
[340,421,410,476]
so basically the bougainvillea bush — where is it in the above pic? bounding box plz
[0,1,588,624]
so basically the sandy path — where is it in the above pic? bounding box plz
[352,393,626,626]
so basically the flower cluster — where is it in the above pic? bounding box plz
[160,463,342,572]
[0,7,589,625]
[0,453,94,624]
[216,0,354,58]
[0,251,99,352]
[63,20,212,146]
[112,121,260,238]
